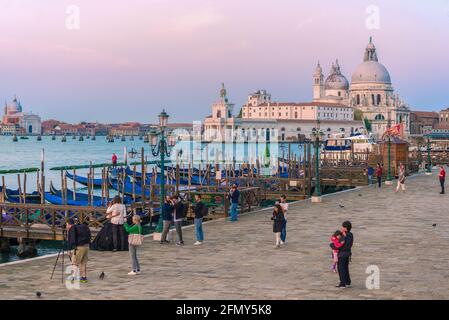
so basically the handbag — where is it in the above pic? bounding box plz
[128,233,144,246]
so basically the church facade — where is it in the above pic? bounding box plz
[313,38,411,138]
[1,96,42,135]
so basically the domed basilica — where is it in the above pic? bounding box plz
[313,37,410,138]
[1,96,41,135]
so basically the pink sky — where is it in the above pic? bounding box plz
[0,0,448,122]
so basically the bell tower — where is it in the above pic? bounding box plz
[313,61,324,101]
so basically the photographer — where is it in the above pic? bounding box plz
[67,218,92,284]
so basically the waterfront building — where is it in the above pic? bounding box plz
[203,85,364,143]
[204,83,238,142]
[1,96,41,135]
[409,111,439,135]
[109,122,141,136]
[348,38,410,138]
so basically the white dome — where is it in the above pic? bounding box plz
[6,97,22,114]
[325,73,349,90]
[351,61,391,84]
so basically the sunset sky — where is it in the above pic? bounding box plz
[0,0,448,123]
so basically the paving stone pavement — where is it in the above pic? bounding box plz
[1,171,448,300]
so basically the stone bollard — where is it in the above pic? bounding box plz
[0,237,11,254]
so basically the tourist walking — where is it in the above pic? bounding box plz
[173,195,186,246]
[331,221,354,289]
[106,196,127,251]
[112,153,117,168]
[67,218,91,283]
[160,196,174,244]
[439,165,446,194]
[229,184,240,221]
[279,195,289,244]
[124,215,143,275]
[271,204,285,248]
[193,194,207,245]
[367,166,374,185]
[375,163,383,188]
[395,163,406,193]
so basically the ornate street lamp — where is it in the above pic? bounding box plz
[426,135,432,175]
[310,120,325,203]
[150,109,176,233]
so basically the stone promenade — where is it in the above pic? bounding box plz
[1,171,448,300]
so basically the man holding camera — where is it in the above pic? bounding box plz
[67,218,92,283]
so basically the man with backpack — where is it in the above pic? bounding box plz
[193,194,208,246]
[173,195,186,246]
[67,218,92,283]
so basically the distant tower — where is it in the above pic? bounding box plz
[212,83,234,119]
[313,61,324,100]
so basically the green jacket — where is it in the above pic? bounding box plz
[124,222,142,235]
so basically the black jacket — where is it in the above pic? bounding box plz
[173,201,186,220]
[272,211,285,233]
[194,201,206,219]
[336,232,353,258]
[67,224,91,250]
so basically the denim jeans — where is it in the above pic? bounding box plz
[230,203,238,221]
[280,220,287,242]
[194,218,204,242]
[368,175,373,185]
[129,244,140,272]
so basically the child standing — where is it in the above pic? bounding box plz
[330,230,345,273]
[271,204,285,248]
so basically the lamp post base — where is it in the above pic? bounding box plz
[311,196,322,203]
[385,180,393,186]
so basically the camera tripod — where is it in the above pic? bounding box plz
[50,229,72,283]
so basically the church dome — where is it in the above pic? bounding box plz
[325,73,349,90]
[6,97,22,114]
[351,37,391,85]
[351,61,391,84]
[324,60,349,90]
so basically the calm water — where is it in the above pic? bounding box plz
[0,135,303,263]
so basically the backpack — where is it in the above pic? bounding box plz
[75,224,91,246]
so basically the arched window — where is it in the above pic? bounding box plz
[216,110,221,118]
[371,94,375,105]
[374,114,385,120]
[338,91,341,97]
[356,94,360,105]
[377,94,381,105]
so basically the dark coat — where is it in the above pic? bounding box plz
[337,232,354,259]
[272,211,285,233]
[194,201,206,219]
[162,202,174,221]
